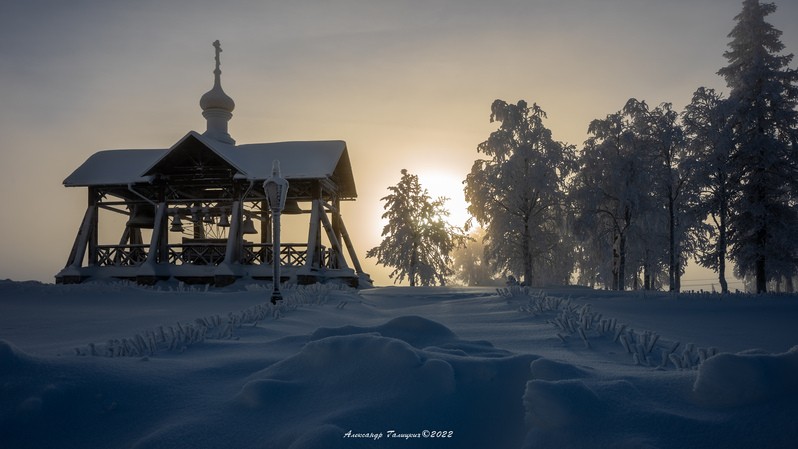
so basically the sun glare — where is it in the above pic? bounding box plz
[415,169,473,229]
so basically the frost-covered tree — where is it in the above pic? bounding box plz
[571,103,659,291]
[626,99,698,292]
[465,100,576,286]
[367,169,466,286]
[718,0,798,293]
[683,87,735,294]
[450,227,501,286]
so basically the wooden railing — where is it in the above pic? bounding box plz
[94,242,338,268]
[168,243,227,266]
[95,244,149,267]
[243,243,338,268]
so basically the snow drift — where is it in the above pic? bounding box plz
[693,346,798,407]
[1,281,797,448]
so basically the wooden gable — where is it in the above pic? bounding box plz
[144,133,238,185]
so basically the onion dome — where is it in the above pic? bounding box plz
[200,40,235,144]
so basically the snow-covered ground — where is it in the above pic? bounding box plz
[1,280,797,449]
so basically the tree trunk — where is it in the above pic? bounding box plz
[718,198,729,294]
[755,256,766,293]
[755,194,767,294]
[753,127,768,294]
[618,208,630,291]
[522,220,533,286]
[668,191,677,292]
[612,233,620,291]
[618,232,626,291]
[410,241,418,287]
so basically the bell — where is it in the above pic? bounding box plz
[202,207,215,224]
[241,215,258,234]
[170,213,185,233]
[127,204,156,229]
[218,211,230,227]
[282,199,304,215]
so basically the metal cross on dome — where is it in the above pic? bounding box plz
[213,40,222,74]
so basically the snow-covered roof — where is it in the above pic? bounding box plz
[63,131,357,197]
[63,149,164,187]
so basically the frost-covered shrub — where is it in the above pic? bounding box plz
[512,289,720,370]
[76,283,360,357]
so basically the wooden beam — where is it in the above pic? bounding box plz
[98,203,130,215]
[64,205,96,269]
[158,202,169,263]
[143,202,167,265]
[320,178,339,196]
[332,198,343,244]
[88,188,99,266]
[338,215,364,275]
[115,226,132,266]
[305,200,321,270]
[319,204,348,269]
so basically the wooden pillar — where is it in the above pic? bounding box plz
[56,203,97,283]
[115,226,132,266]
[215,197,243,287]
[87,188,99,266]
[313,182,323,266]
[143,202,167,265]
[224,200,242,264]
[332,198,343,246]
[319,204,348,269]
[64,204,97,269]
[157,196,169,264]
[305,200,321,270]
[135,202,167,285]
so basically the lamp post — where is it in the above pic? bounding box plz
[263,160,288,304]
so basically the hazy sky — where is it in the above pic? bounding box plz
[1,0,796,287]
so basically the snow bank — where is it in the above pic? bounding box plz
[522,372,664,449]
[693,346,798,407]
[233,316,536,448]
[2,283,798,449]
[528,357,592,381]
[524,379,601,429]
[522,354,798,449]
[0,340,33,375]
[309,315,458,348]
[237,333,453,408]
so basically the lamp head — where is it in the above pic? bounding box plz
[263,159,289,212]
